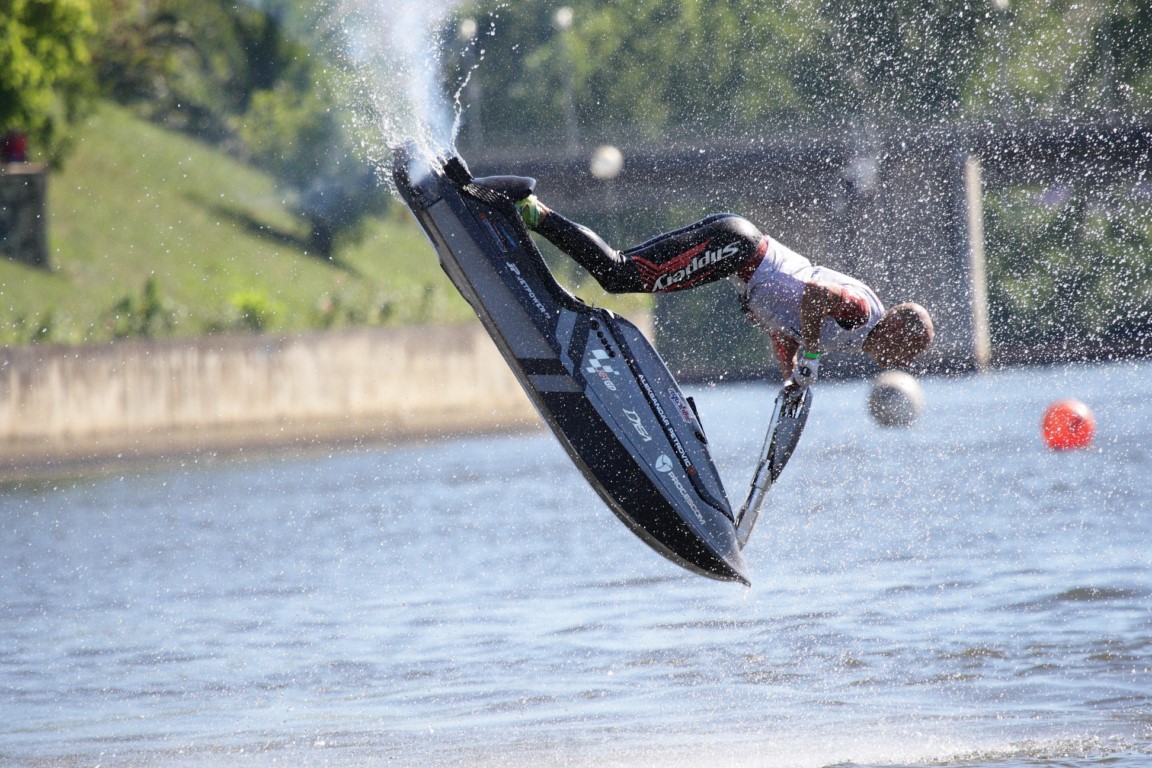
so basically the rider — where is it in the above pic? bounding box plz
[514,193,934,388]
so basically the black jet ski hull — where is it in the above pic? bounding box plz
[392,147,747,584]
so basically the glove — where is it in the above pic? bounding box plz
[789,349,821,388]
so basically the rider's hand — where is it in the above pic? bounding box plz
[789,349,821,388]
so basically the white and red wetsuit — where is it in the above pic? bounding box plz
[534,211,884,369]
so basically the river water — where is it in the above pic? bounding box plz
[3,360,1151,767]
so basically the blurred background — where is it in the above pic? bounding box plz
[2,0,1150,377]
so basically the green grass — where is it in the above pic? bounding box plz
[1,103,468,344]
[0,103,648,345]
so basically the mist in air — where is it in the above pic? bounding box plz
[313,0,473,175]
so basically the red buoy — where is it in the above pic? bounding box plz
[1042,399,1096,450]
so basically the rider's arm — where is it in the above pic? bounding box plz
[798,280,870,353]
[769,331,799,378]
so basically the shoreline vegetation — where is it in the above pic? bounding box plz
[1,103,650,348]
[1,105,652,482]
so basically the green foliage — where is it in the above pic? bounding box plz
[985,180,1152,351]
[237,68,385,259]
[0,0,96,162]
[93,0,308,141]
[92,0,378,256]
[222,290,280,333]
[455,0,813,139]
[104,277,178,338]
[238,75,341,189]
[457,0,1152,139]
[0,311,61,345]
[961,0,1152,118]
[0,103,476,347]
[802,0,988,121]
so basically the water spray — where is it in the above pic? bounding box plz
[315,0,473,185]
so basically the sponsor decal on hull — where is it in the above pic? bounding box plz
[668,387,695,424]
[637,373,695,475]
[505,261,550,318]
[586,348,619,391]
[655,454,708,527]
[623,408,653,442]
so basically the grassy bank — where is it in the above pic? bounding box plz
[3,103,469,343]
[3,103,647,345]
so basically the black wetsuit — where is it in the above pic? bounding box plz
[535,211,768,294]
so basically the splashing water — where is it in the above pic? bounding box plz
[316,0,470,182]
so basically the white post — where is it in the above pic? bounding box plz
[965,155,991,372]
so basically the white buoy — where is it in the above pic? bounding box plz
[589,145,624,180]
[868,370,924,427]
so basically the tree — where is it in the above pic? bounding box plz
[454,0,811,142]
[93,0,310,144]
[799,0,987,124]
[237,68,384,260]
[0,0,96,163]
[985,180,1152,353]
[458,0,1152,141]
[960,0,1152,119]
[93,0,379,258]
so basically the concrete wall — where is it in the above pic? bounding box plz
[0,324,543,475]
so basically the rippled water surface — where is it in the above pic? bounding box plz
[3,361,1151,767]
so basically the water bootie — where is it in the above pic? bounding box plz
[471,174,547,230]
[515,194,549,230]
